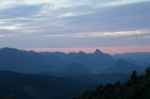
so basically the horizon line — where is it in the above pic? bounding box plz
[26,47,150,55]
[1,47,150,55]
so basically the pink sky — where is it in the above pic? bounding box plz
[27,46,150,55]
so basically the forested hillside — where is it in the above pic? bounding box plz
[75,67,150,99]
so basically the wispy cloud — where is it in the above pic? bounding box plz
[44,29,150,39]
[0,25,18,30]
[0,0,149,53]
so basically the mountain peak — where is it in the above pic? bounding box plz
[0,47,19,52]
[94,49,103,54]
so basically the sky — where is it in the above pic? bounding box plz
[0,0,150,54]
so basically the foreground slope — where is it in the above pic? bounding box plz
[0,71,93,99]
[75,67,150,99]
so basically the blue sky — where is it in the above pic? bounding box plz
[0,0,150,54]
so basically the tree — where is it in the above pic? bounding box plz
[145,67,150,76]
[131,70,138,80]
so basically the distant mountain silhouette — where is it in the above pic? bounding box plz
[102,59,144,74]
[0,47,114,73]
[0,47,66,73]
[0,47,149,75]
[114,52,150,61]
[60,63,91,76]
[114,52,150,68]
[66,49,114,72]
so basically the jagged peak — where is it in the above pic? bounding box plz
[94,49,103,54]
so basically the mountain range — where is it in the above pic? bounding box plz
[0,47,149,99]
[0,47,148,75]
[114,52,150,68]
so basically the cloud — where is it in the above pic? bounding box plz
[1,1,150,33]
[0,25,18,30]
[0,0,149,10]
[61,2,150,33]
[0,0,149,53]
[22,0,150,9]
[44,29,150,39]
[0,4,42,18]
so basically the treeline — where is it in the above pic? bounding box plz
[75,67,150,99]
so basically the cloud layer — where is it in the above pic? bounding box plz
[0,0,150,53]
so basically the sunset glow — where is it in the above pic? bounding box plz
[27,46,150,54]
